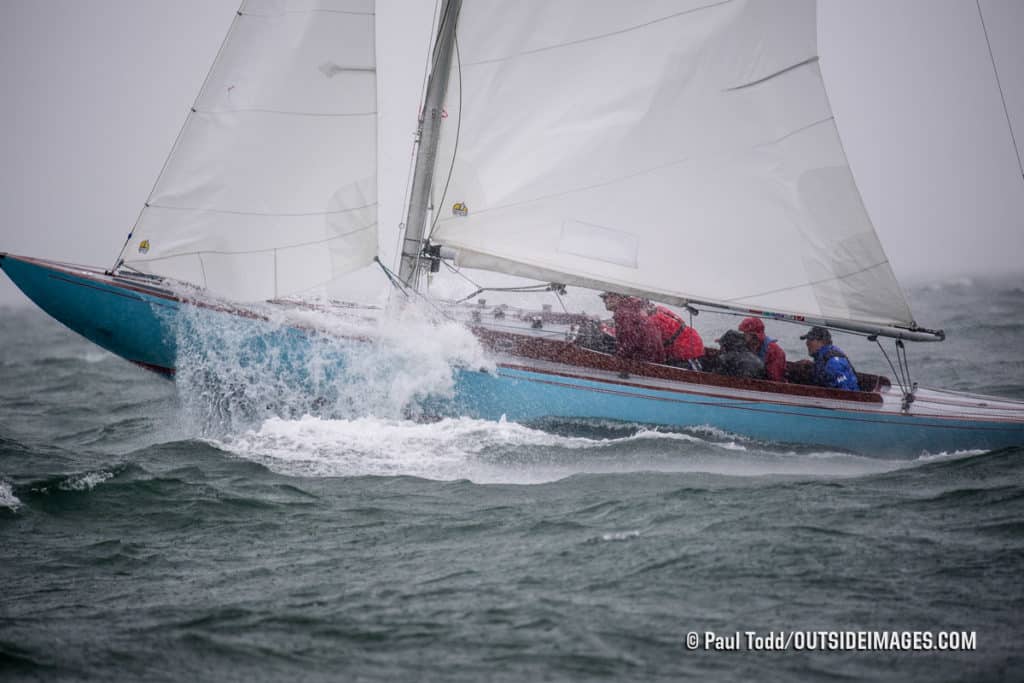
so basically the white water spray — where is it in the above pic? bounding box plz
[169,298,493,436]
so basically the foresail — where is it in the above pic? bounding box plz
[121,0,377,302]
[429,0,917,329]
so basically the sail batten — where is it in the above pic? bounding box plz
[429,0,917,331]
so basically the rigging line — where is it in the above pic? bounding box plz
[977,0,1024,179]
[145,202,377,218]
[378,259,457,322]
[897,340,914,392]
[375,257,411,298]
[894,341,906,388]
[875,339,908,397]
[414,282,459,321]
[553,288,569,314]
[898,341,914,395]
[453,283,557,304]
[433,117,833,223]
[110,1,243,273]
[198,253,209,290]
[461,0,733,67]
[128,222,376,261]
[454,288,484,304]
[427,33,463,242]
[442,258,483,289]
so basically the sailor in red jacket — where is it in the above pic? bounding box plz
[600,293,665,363]
[738,317,787,382]
[648,304,704,370]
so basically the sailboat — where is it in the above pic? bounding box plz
[3,0,1023,456]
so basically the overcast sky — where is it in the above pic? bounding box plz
[1,0,1022,308]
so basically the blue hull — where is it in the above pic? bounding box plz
[4,253,1024,456]
[454,367,1020,455]
[1,254,180,374]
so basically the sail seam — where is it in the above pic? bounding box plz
[146,202,377,218]
[127,223,376,261]
[755,115,833,148]
[241,10,374,17]
[437,118,834,220]
[723,260,894,304]
[461,0,734,67]
[193,108,375,118]
[724,57,819,91]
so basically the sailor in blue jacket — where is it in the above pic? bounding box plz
[800,326,860,391]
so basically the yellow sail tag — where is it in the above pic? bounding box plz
[452,202,468,217]
[138,240,150,254]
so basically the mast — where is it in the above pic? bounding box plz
[398,0,462,288]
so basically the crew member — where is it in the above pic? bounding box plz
[600,292,665,363]
[738,317,786,382]
[713,329,767,379]
[649,304,704,370]
[801,326,860,391]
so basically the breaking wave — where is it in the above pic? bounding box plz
[169,300,492,436]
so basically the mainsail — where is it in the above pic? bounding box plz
[119,0,378,302]
[428,0,918,331]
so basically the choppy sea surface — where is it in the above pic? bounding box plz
[2,276,1023,682]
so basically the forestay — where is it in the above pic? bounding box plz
[120,0,378,302]
[429,0,917,330]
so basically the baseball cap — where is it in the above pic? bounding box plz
[800,326,832,343]
[738,317,764,335]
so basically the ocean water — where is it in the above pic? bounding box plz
[2,277,1023,682]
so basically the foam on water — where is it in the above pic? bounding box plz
[220,415,594,482]
[57,471,115,492]
[27,470,117,495]
[915,449,987,463]
[0,480,22,511]
[598,530,641,542]
[218,414,921,484]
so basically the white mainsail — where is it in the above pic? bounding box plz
[429,0,917,330]
[121,0,378,302]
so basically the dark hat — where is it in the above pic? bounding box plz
[800,326,832,343]
[716,329,746,351]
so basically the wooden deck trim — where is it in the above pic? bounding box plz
[472,327,886,405]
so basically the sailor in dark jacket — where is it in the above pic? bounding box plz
[801,326,860,391]
[713,329,767,379]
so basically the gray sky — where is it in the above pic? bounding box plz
[1,0,1022,308]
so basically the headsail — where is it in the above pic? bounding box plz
[119,0,378,302]
[429,0,918,332]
